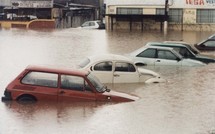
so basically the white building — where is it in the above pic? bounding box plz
[105,0,215,31]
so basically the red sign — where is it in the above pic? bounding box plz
[186,0,205,5]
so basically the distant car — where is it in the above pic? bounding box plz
[1,65,138,102]
[208,34,215,39]
[194,36,215,51]
[145,42,215,64]
[78,54,166,84]
[80,20,105,29]
[128,46,206,67]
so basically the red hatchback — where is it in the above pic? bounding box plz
[1,66,138,102]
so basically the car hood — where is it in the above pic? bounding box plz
[195,54,215,63]
[137,67,159,77]
[103,91,139,102]
[182,59,206,66]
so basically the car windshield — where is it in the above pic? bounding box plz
[87,73,106,93]
[78,58,90,68]
[182,44,199,54]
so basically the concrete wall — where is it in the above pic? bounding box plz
[0,19,55,29]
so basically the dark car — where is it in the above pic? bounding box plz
[194,37,215,51]
[2,65,138,102]
[146,41,215,64]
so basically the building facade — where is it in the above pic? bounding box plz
[105,0,215,31]
[0,0,102,29]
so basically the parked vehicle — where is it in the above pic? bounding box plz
[194,35,215,51]
[145,41,215,64]
[80,20,105,29]
[128,46,206,67]
[1,65,138,102]
[78,54,166,84]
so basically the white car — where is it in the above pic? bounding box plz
[77,54,166,84]
[128,46,206,67]
[80,20,105,29]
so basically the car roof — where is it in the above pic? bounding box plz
[143,45,175,50]
[146,41,190,47]
[26,65,88,76]
[87,54,135,63]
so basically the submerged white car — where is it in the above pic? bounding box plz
[80,20,105,29]
[78,54,166,84]
[128,46,206,67]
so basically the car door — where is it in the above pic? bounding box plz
[113,62,139,83]
[21,71,59,101]
[90,61,113,83]
[58,74,96,102]
[155,50,182,66]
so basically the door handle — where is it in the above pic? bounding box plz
[114,74,120,77]
[59,90,65,94]
[156,60,161,62]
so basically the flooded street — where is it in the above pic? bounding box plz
[0,28,215,134]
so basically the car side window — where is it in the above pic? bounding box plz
[158,50,177,60]
[137,48,156,58]
[115,62,136,72]
[178,48,193,57]
[61,75,92,91]
[89,22,95,26]
[21,71,58,88]
[82,22,89,27]
[94,62,112,71]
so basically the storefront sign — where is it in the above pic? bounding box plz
[11,1,53,8]
[186,0,215,6]
[106,0,215,8]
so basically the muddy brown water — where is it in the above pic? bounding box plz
[0,28,215,134]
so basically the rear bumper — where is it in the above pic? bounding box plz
[1,96,12,101]
[1,90,12,102]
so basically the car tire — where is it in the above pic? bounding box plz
[17,95,37,103]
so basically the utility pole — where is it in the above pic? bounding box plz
[164,0,169,33]
[99,0,104,23]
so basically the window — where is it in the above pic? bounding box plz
[157,50,177,60]
[115,62,136,72]
[178,47,193,57]
[156,8,165,15]
[117,8,143,15]
[61,75,91,91]
[137,48,156,58]
[156,8,183,23]
[94,62,112,71]
[22,72,58,88]
[168,9,183,23]
[82,22,90,27]
[197,9,215,23]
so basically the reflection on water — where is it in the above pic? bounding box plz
[0,28,215,134]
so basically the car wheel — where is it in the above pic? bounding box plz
[17,95,37,103]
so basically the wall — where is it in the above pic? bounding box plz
[0,19,55,29]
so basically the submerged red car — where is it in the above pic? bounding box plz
[1,66,138,102]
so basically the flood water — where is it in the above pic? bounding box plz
[0,28,215,134]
